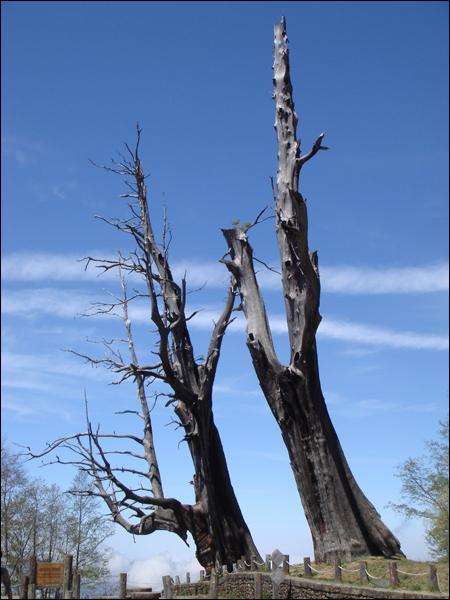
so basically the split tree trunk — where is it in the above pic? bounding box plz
[221,17,403,562]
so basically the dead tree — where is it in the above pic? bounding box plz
[220,17,403,562]
[28,128,261,573]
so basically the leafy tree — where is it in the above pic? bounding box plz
[1,439,115,597]
[63,470,114,592]
[387,414,449,561]
[1,436,34,586]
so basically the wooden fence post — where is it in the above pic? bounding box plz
[200,570,205,580]
[28,556,36,600]
[185,571,190,584]
[283,555,289,574]
[233,563,237,572]
[251,555,257,571]
[334,557,341,582]
[210,572,219,599]
[265,554,271,570]
[73,573,81,599]
[304,557,311,578]
[428,564,438,591]
[175,574,180,585]
[254,572,262,599]
[28,556,36,586]
[389,562,398,589]
[118,573,127,599]
[359,561,368,585]
[162,575,173,599]
[63,554,73,597]
[20,574,29,599]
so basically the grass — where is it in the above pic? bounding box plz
[288,555,449,595]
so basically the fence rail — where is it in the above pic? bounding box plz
[160,550,447,599]
[12,549,445,599]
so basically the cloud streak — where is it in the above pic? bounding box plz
[1,135,45,166]
[1,253,121,282]
[320,263,449,294]
[2,253,448,295]
[2,286,447,351]
[267,315,448,351]
[328,396,439,419]
[1,288,94,319]
[318,317,449,351]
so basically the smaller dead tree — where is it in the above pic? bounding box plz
[27,127,261,573]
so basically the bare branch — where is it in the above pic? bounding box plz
[115,410,145,420]
[253,256,281,275]
[297,132,330,169]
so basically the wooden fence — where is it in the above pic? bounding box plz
[15,550,442,599]
[160,550,447,599]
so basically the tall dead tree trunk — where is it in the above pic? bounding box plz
[29,128,261,574]
[130,144,261,571]
[221,17,403,562]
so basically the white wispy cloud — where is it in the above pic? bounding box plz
[1,350,111,420]
[2,252,448,295]
[317,318,449,351]
[2,286,447,351]
[254,262,449,294]
[1,288,94,318]
[171,260,230,288]
[51,185,66,199]
[187,310,448,351]
[1,135,45,166]
[319,263,449,294]
[267,315,448,351]
[327,396,439,419]
[1,253,121,282]
[1,351,100,381]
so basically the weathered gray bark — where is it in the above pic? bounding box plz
[221,17,403,562]
[29,129,261,574]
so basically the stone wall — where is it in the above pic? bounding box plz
[172,580,210,597]
[172,572,448,599]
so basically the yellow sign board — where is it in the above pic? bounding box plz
[36,563,65,587]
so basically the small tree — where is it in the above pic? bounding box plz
[1,440,115,597]
[63,471,114,593]
[388,414,449,561]
[1,437,29,586]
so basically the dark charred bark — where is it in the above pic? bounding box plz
[221,17,403,562]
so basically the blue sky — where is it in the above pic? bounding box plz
[1,0,448,588]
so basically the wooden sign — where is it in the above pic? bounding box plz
[36,563,64,587]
